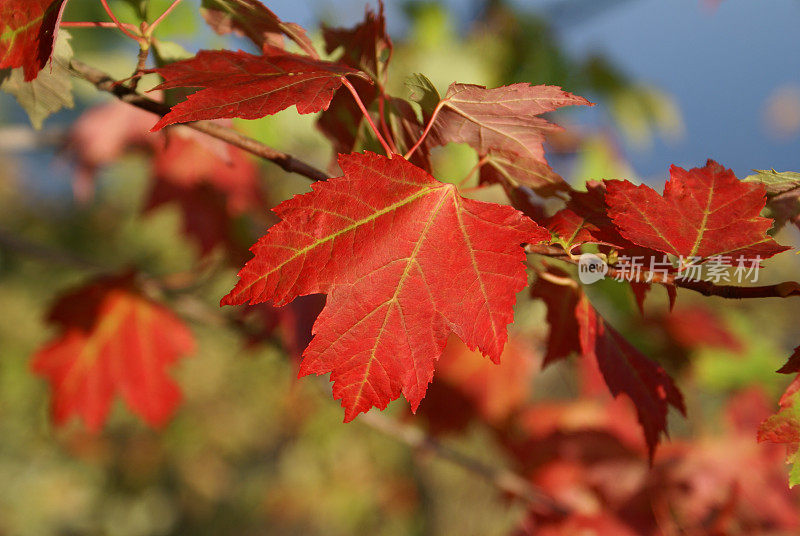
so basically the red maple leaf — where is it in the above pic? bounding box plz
[200,0,316,56]
[545,208,615,254]
[317,2,391,160]
[31,274,195,431]
[576,294,685,458]
[530,265,582,366]
[151,49,367,131]
[322,0,392,78]
[316,77,378,156]
[144,132,264,259]
[0,0,66,81]
[221,152,549,420]
[606,160,790,263]
[530,264,684,456]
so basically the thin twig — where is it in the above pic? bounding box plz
[68,59,330,182]
[359,412,569,516]
[527,244,800,300]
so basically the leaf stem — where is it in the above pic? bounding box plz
[99,0,144,42]
[404,100,446,160]
[341,77,393,156]
[377,93,398,154]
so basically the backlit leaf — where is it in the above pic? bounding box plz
[221,152,549,420]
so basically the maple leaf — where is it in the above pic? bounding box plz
[759,376,800,445]
[576,294,685,458]
[221,152,548,421]
[606,160,790,264]
[559,183,676,312]
[316,3,394,163]
[428,83,591,158]
[758,374,800,486]
[200,0,316,56]
[531,263,685,456]
[145,133,263,260]
[530,265,582,366]
[426,83,590,192]
[545,208,613,254]
[0,31,73,129]
[323,0,392,78]
[31,274,195,431]
[150,49,367,131]
[745,169,800,233]
[0,0,66,81]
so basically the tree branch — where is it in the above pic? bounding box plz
[68,59,330,183]
[527,245,800,299]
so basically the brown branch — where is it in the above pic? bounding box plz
[359,412,569,516]
[526,244,800,300]
[68,59,330,183]
[0,228,102,271]
[614,267,800,299]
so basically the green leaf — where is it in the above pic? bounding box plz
[744,169,800,196]
[0,31,73,129]
[406,73,440,117]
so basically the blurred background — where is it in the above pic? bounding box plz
[1,1,800,535]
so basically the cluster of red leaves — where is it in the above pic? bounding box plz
[419,332,800,535]
[6,0,800,503]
